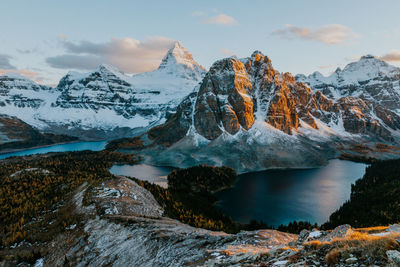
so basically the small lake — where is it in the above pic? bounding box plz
[216,159,367,226]
[109,164,175,188]
[0,141,107,159]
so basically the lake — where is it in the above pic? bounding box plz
[216,159,367,226]
[0,141,107,159]
[110,160,367,226]
[109,164,175,188]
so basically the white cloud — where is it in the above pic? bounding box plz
[272,24,360,45]
[203,14,238,26]
[46,36,176,73]
[379,50,400,62]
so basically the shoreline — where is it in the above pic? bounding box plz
[0,139,107,156]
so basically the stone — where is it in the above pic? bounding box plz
[329,224,353,239]
[386,250,400,265]
[345,257,358,264]
[297,229,310,243]
[387,224,400,233]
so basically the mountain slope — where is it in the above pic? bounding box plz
[143,52,400,172]
[0,42,205,139]
[0,114,77,151]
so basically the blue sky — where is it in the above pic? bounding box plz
[1,0,399,85]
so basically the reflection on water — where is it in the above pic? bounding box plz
[215,159,367,226]
[0,141,107,159]
[109,164,175,187]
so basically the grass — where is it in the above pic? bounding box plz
[303,231,400,265]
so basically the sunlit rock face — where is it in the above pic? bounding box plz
[194,57,254,139]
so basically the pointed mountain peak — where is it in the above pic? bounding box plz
[95,63,125,75]
[158,41,205,72]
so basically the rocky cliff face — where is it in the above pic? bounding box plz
[0,42,205,139]
[144,52,400,172]
[55,64,135,113]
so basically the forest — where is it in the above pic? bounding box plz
[0,150,138,249]
[323,158,400,229]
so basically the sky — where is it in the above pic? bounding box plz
[1,0,400,85]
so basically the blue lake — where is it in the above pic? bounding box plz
[0,141,107,159]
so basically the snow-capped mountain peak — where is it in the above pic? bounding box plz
[340,54,399,81]
[153,42,206,81]
[158,41,204,72]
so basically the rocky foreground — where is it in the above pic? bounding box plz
[35,175,400,267]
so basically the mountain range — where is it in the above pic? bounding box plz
[1,43,400,171]
[0,42,205,139]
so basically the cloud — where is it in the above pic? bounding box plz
[203,14,238,26]
[16,49,34,54]
[272,24,359,45]
[0,54,16,69]
[46,36,176,73]
[379,50,400,62]
[46,54,103,70]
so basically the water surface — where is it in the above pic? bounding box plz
[0,141,107,159]
[216,159,367,226]
[110,164,175,188]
